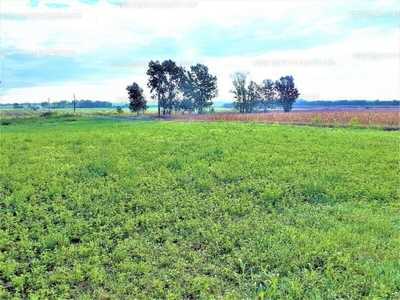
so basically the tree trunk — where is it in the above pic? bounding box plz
[157,92,161,118]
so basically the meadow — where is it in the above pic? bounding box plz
[0,115,399,299]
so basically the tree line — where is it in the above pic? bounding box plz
[127,61,301,115]
[127,60,218,116]
[296,100,400,107]
[230,71,300,113]
[43,100,113,109]
[10,100,114,109]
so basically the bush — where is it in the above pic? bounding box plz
[40,111,59,118]
[310,116,322,126]
[1,119,12,126]
[368,122,382,130]
[40,112,75,119]
[116,106,123,115]
[349,117,359,128]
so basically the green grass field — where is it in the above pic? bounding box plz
[1,116,399,299]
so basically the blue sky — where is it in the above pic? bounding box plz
[1,0,399,103]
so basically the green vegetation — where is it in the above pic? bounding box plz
[310,116,322,126]
[1,116,399,299]
[147,60,218,117]
[127,82,148,115]
[116,106,123,115]
[230,72,299,113]
[349,117,359,128]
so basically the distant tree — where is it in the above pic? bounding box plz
[275,75,300,112]
[76,100,113,108]
[13,103,20,109]
[59,100,70,108]
[230,71,249,113]
[116,106,123,114]
[52,101,60,109]
[41,102,49,109]
[258,79,276,112]
[126,82,147,115]
[222,103,234,108]
[183,64,218,114]
[78,100,85,108]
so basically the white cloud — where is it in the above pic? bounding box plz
[1,0,399,103]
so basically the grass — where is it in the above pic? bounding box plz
[61,107,161,116]
[0,116,399,299]
[0,109,43,118]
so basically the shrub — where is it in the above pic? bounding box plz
[368,122,382,130]
[310,116,322,126]
[349,117,359,127]
[39,111,59,118]
[1,119,11,126]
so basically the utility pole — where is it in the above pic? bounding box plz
[73,94,76,114]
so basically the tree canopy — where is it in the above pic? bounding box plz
[126,82,147,114]
[147,60,218,116]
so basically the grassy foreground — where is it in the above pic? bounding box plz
[0,117,399,299]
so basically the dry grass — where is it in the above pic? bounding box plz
[0,109,43,118]
[161,109,399,128]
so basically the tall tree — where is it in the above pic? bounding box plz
[183,64,218,114]
[275,75,300,112]
[258,79,276,112]
[147,60,185,116]
[147,60,165,117]
[230,71,249,113]
[161,60,185,115]
[126,82,147,115]
[247,80,260,113]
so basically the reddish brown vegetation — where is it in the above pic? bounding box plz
[157,109,399,127]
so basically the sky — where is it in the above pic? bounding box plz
[1,0,399,104]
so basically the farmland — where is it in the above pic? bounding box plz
[167,109,400,129]
[0,116,399,299]
[2,107,399,130]
[0,109,43,118]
